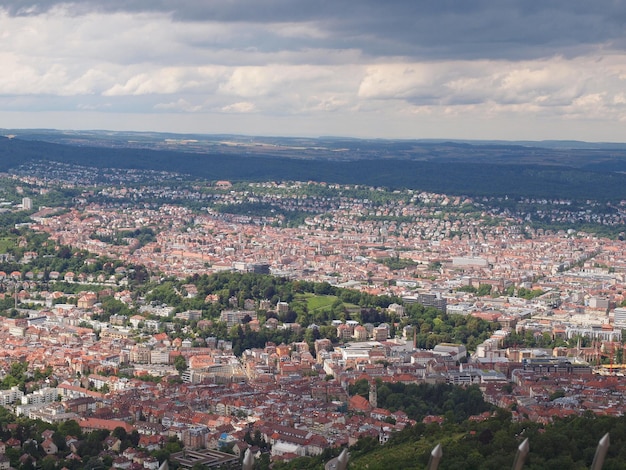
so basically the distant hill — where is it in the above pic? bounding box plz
[4,128,626,167]
[1,131,626,201]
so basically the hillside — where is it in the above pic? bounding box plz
[1,134,626,201]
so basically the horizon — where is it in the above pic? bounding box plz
[1,2,626,142]
[3,127,626,148]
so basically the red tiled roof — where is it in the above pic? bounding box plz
[79,418,134,433]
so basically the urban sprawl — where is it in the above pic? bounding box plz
[0,162,626,469]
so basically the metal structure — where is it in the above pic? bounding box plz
[325,433,611,470]
[426,444,442,470]
[511,438,529,470]
[242,449,254,470]
[591,433,610,470]
[324,448,349,470]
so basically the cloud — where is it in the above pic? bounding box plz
[154,98,203,112]
[357,55,626,120]
[1,2,626,140]
[104,69,193,96]
[2,1,626,60]
[218,65,335,98]
[221,101,256,113]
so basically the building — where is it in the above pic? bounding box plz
[588,296,610,310]
[613,308,626,328]
[219,310,256,328]
[130,344,151,364]
[21,387,59,405]
[565,325,621,342]
[150,349,170,365]
[373,324,389,341]
[249,263,270,274]
[447,303,473,316]
[337,324,353,341]
[388,303,405,317]
[353,325,369,341]
[403,292,447,312]
[433,343,467,362]
[176,310,202,321]
[452,257,488,267]
[418,292,447,312]
[0,386,24,405]
[170,449,239,469]
[521,358,592,375]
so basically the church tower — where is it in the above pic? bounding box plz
[369,381,377,408]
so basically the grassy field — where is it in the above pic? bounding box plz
[297,293,338,312]
[295,293,360,314]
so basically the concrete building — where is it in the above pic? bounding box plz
[613,307,626,328]
[433,343,467,362]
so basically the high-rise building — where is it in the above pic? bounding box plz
[613,308,626,328]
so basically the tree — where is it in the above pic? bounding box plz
[314,282,332,295]
[174,355,187,373]
[57,246,72,259]
[58,419,82,439]
[477,284,493,296]
[40,456,58,470]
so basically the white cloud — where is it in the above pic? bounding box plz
[356,56,626,124]
[154,99,203,112]
[0,52,69,94]
[104,70,186,96]
[218,65,335,98]
[1,4,626,141]
[221,101,256,113]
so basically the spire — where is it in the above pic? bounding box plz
[369,380,377,408]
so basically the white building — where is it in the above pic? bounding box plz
[566,325,621,342]
[613,308,626,329]
[150,349,171,365]
[0,386,24,405]
[21,387,59,405]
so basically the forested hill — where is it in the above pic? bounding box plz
[1,135,626,201]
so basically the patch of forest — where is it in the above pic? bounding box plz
[275,412,626,470]
[2,136,626,201]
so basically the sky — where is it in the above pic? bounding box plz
[1,1,626,141]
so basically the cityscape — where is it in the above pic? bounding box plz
[2,1,626,468]
[0,156,624,468]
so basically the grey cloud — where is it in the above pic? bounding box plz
[2,0,626,142]
[1,0,625,60]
